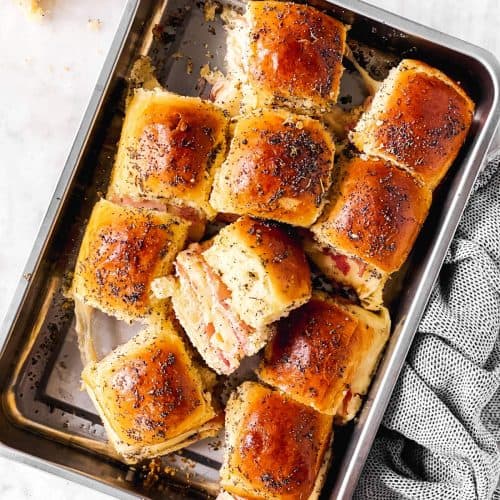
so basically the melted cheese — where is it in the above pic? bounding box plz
[211,7,252,116]
[150,276,176,300]
[74,298,97,365]
[303,236,388,311]
[344,44,382,95]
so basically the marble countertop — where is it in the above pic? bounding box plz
[0,1,498,499]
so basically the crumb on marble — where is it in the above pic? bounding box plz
[18,0,46,19]
[87,18,102,31]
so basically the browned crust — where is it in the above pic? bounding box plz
[211,110,335,227]
[259,294,358,413]
[231,216,312,301]
[72,199,188,321]
[96,334,209,446]
[353,59,474,189]
[223,382,332,499]
[107,195,207,241]
[311,156,432,273]
[108,91,228,218]
[247,1,347,108]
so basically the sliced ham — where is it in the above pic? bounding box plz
[109,195,206,241]
[323,247,351,275]
[176,244,256,371]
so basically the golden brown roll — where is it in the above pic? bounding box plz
[71,198,189,323]
[258,292,390,419]
[223,1,347,115]
[310,156,432,309]
[81,320,221,464]
[107,89,228,234]
[220,382,333,500]
[171,216,312,375]
[210,109,335,227]
[351,59,475,189]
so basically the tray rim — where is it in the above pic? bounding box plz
[1,0,499,499]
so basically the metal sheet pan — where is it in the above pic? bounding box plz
[1,1,499,499]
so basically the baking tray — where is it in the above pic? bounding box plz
[1,1,499,499]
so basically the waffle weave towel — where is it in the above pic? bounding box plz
[355,152,500,500]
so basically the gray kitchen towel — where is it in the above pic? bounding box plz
[355,151,500,500]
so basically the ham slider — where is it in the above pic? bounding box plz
[308,155,432,309]
[171,216,312,375]
[220,1,347,115]
[219,382,333,500]
[71,198,189,323]
[258,292,390,421]
[82,319,221,464]
[107,89,228,239]
[210,109,335,227]
[351,59,474,190]
[70,198,189,362]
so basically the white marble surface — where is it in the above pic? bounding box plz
[0,1,499,499]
